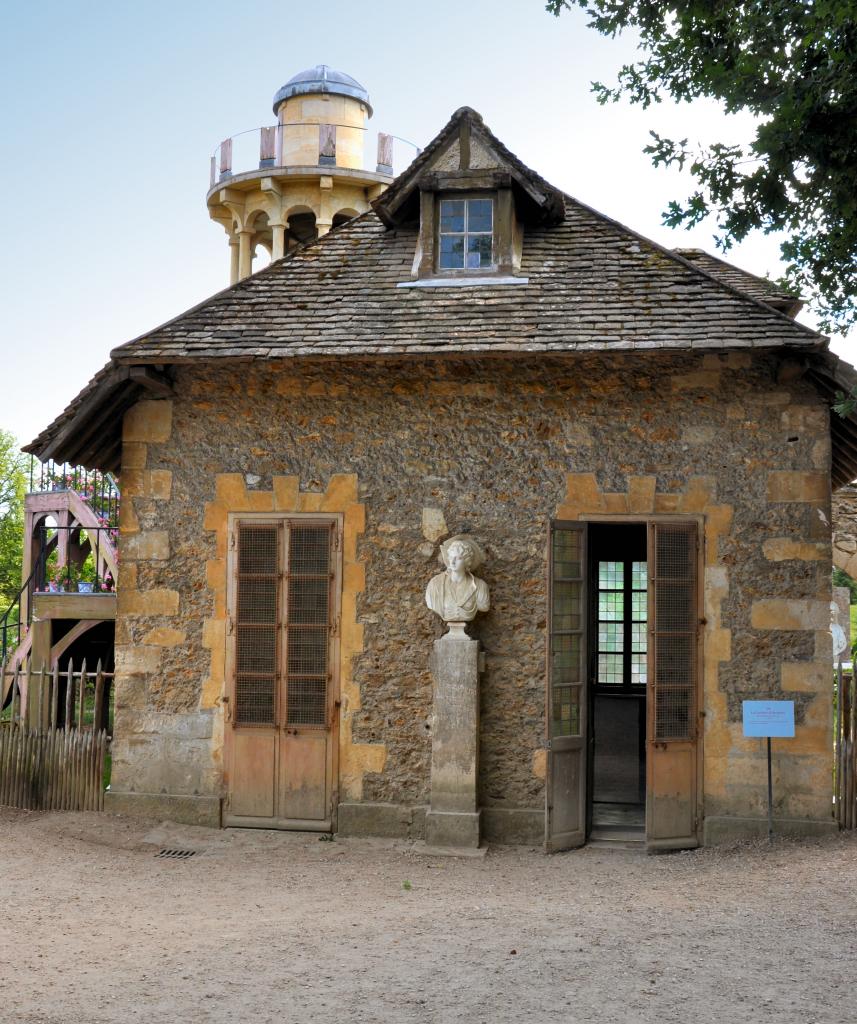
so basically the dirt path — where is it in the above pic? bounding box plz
[1,808,855,1024]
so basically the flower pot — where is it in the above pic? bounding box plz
[77,582,94,594]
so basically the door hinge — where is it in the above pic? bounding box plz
[332,613,340,637]
[543,738,552,750]
[227,616,234,635]
[230,532,236,549]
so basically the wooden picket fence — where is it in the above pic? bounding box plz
[0,659,112,812]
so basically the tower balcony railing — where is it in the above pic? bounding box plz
[209,123,420,189]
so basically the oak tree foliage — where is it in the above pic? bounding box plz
[0,430,26,606]
[547,1,857,333]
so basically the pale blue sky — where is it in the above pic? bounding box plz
[2,0,852,448]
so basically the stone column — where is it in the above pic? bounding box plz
[237,230,253,280]
[271,223,286,261]
[425,631,482,848]
[229,238,240,285]
[318,175,333,237]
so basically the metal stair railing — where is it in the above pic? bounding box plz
[0,550,45,667]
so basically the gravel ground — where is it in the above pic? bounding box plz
[1,808,855,1024]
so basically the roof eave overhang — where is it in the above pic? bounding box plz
[23,365,173,473]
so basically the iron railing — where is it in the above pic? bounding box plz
[0,525,116,664]
[34,523,116,595]
[28,457,121,530]
[209,122,420,187]
[0,562,39,664]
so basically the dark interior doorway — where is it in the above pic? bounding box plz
[588,523,647,840]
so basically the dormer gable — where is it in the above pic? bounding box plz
[371,107,565,280]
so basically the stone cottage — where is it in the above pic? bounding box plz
[26,96,857,851]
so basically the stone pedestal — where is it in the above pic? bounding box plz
[425,633,482,849]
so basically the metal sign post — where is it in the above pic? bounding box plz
[742,701,796,842]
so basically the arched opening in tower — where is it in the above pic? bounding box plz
[286,209,318,249]
[333,208,360,229]
[249,211,272,272]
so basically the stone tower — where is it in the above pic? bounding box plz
[206,65,396,283]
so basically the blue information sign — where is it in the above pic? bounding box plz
[742,701,795,738]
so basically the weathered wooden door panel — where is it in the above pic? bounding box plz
[547,735,585,850]
[647,522,699,851]
[230,732,277,818]
[279,732,329,822]
[546,522,588,852]
[647,742,696,846]
[226,517,339,831]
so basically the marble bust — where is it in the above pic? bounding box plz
[425,536,490,629]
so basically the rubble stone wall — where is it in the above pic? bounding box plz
[108,349,835,839]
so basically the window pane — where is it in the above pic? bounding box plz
[632,590,647,619]
[599,561,623,589]
[598,621,623,652]
[467,199,493,232]
[553,530,581,579]
[632,621,648,653]
[632,653,648,686]
[598,591,623,620]
[553,580,582,631]
[466,234,492,268]
[598,653,623,685]
[552,633,581,684]
[439,200,465,233]
[632,561,648,590]
[439,234,465,269]
[552,685,581,737]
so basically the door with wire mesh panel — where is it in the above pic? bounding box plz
[546,521,588,851]
[225,516,340,830]
[646,521,700,850]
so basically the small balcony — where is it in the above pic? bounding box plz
[1,460,120,681]
[208,122,418,194]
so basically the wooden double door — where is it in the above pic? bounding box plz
[546,519,701,852]
[224,515,341,830]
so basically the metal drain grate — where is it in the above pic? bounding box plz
[155,848,198,860]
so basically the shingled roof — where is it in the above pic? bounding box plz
[673,248,803,317]
[24,106,857,485]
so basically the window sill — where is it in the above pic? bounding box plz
[397,275,529,289]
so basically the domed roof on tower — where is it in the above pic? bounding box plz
[272,65,373,117]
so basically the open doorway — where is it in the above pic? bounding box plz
[587,523,647,841]
[546,518,699,853]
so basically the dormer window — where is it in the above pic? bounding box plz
[371,107,565,287]
[438,197,494,271]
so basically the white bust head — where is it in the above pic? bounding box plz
[426,535,490,629]
[439,535,485,573]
